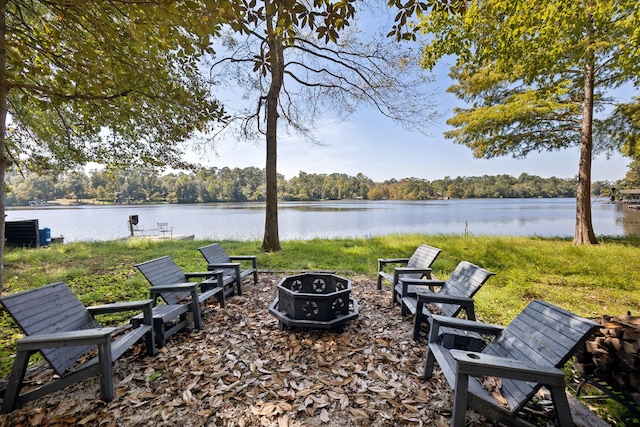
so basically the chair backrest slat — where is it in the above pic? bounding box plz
[135,256,190,304]
[0,282,99,375]
[199,243,231,264]
[404,244,442,280]
[436,261,494,317]
[482,300,600,412]
[407,244,441,269]
[198,243,237,279]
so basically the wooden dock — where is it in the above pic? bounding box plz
[131,234,194,241]
[617,189,640,204]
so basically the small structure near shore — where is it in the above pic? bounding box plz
[127,215,193,240]
[613,189,640,204]
[5,219,62,247]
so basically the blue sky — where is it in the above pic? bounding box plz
[188,79,630,183]
[186,10,632,184]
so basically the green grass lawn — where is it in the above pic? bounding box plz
[1,234,639,422]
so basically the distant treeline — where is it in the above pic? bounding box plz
[5,167,616,206]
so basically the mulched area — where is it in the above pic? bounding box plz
[0,274,529,426]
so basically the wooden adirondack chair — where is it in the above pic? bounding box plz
[397,261,494,341]
[198,243,258,297]
[156,222,173,237]
[423,300,601,427]
[0,282,155,413]
[135,256,225,330]
[376,244,442,292]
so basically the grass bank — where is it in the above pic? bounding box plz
[1,234,639,407]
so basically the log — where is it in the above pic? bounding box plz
[577,314,640,412]
[607,337,623,351]
[624,329,640,341]
[623,340,640,354]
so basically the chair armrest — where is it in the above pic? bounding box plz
[229,255,256,261]
[377,258,410,271]
[398,278,439,299]
[449,349,566,385]
[185,270,221,279]
[394,267,432,275]
[88,299,154,327]
[206,262,241,270]
[200,270,224,286]
[393,268,432,286]
[402,278,445,287]
[16,328,116,351]
[416,294,476,320]
[150,283,200,294]
[87,299,154,315]
[402,278,445,292]
[416,293,473,305]
[378,257,410,263]
[430,314,504,336]
[229,255,257,268]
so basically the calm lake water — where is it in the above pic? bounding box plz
[6,198,639,242]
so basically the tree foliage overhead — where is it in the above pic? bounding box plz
[5,1,229,173]
[444,67,584,159]
[414,0,640,244]
[0,0,239,289]
[419,0,639,157]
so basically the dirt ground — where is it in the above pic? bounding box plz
[0,274,589,427]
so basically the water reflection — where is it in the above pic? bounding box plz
[618,204,640,235]
[5,198,634,242]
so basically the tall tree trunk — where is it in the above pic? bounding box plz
[0,0,9,289]
[573,56,598,245]
[262,14,283,252]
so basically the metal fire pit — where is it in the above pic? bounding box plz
[269,272,358,332]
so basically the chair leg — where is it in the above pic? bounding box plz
[1,349,33,413]
[422,348,437,379]
[451,372,469,427]
[236,277,243,296]
[422,319,441,379]
[217,289,226,308]
[142,304,155,356]
[549,385,574,427]
[189,288,203,330]
[392,271,400,304]
[155,319,167,348]
[144,329,155,356]
[400,301,409,316]
[97,336,114,402]
[412,301,425,341]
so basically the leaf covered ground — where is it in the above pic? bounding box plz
[0,274,586,427]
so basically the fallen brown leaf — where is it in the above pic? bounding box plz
[0,274,517,427]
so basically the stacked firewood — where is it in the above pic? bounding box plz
[574,314,640,405]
